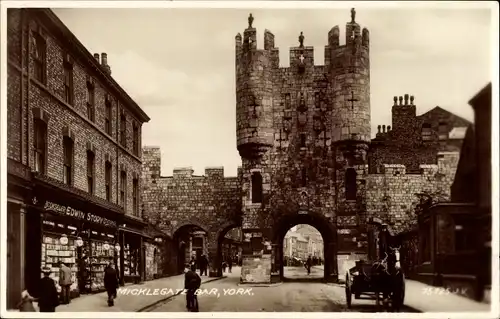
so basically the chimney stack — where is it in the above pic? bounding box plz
[101,52,111,75]
[93,53,100,63]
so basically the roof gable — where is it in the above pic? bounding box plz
[418,106,471,127]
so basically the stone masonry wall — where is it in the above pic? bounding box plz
[7,9,146,216]
[141,147,242,239]
[366,152,460,233]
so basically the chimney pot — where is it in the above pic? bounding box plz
[393,96,397,105]
[387,125,391,131]
[93,53,100,63]
[377,125,381,133]
[410,95,415,105]
[399,96,403,105]
[404,94,409,105]
[382,125,386,133]
[101,52,108,66]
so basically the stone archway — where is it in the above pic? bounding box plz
[273,211,337,282]
[208,221,242,277]
[172,222,210,274]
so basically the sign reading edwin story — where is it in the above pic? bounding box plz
[44,201,117,228]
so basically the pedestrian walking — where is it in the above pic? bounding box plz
[184,263,201,312]
[228,258,233,273]
[306,256,312,275]
[104,262,120,307]
[200,254,208,276]
[38,267,60,312]
[58,262,72,304]
[222,260,227,273]
[17,290,36,312]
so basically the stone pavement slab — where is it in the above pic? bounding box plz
[31,273,224,312]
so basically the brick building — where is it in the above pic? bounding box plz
[141,9,470,285]
[6,8,151,308]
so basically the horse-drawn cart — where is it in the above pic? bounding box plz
[344,223,406,312]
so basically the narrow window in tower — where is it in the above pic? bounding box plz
[251,172,263,203]
[315,92,320,109]
[421,123,432,141]
[301,168,307,187]
[300,134,306,148]
[285,93,291,109]
[345,168,357,201]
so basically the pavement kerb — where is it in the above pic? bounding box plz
[137,276,226,312]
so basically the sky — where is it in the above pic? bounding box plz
[52,4,493,177]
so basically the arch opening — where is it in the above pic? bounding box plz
[172,224,208,274]
[214,225,242,277]
[273,212,336,282]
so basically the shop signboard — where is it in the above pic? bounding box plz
[43,200,117,228]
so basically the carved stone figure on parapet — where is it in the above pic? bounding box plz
[298,31,304,47]
[248,13,254,28]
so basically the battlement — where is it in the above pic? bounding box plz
[160,166,241,180]
[236,9,369,69]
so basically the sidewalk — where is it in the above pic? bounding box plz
[33,273,224,312]
[403,279,491,313]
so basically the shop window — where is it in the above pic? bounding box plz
[120,113,127,147]
[132,178,139,216]
[32,31,46,84]
[63,136,74,185]
[133,123,139,156]
[120,170,127,208]
[105,98,112,135]
[86,150,95,194]
[421,123,432,141]
[251,171,263,203]
[33,119,47,174]
[105,161,112,201]
[86,84,95,122]
[345,168,357,200]
[438,122,448,140]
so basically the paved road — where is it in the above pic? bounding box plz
[147,267,419,312]
[283,265,323,280]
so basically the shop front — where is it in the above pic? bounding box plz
[27,175,123,298]
[118,215,148,284]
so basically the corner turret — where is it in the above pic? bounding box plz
[235,14,279,160]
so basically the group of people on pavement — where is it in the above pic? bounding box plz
[18,261,120,312]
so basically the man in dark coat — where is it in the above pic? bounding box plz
[305,256,312,275]
[184,263,201,312]
[38,267,60,312]
[199,254,208,276]
[104,262,120,307]
[227,257,233,273]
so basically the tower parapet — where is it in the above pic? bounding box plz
[327,8,371,144]
[235,14,278,160]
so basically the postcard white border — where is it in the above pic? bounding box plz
[0,1,498,318]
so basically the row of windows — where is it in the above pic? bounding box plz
[34,118,140,216]
[32,29,140,156]
[249,168,357,204]
[421,122,448,141]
